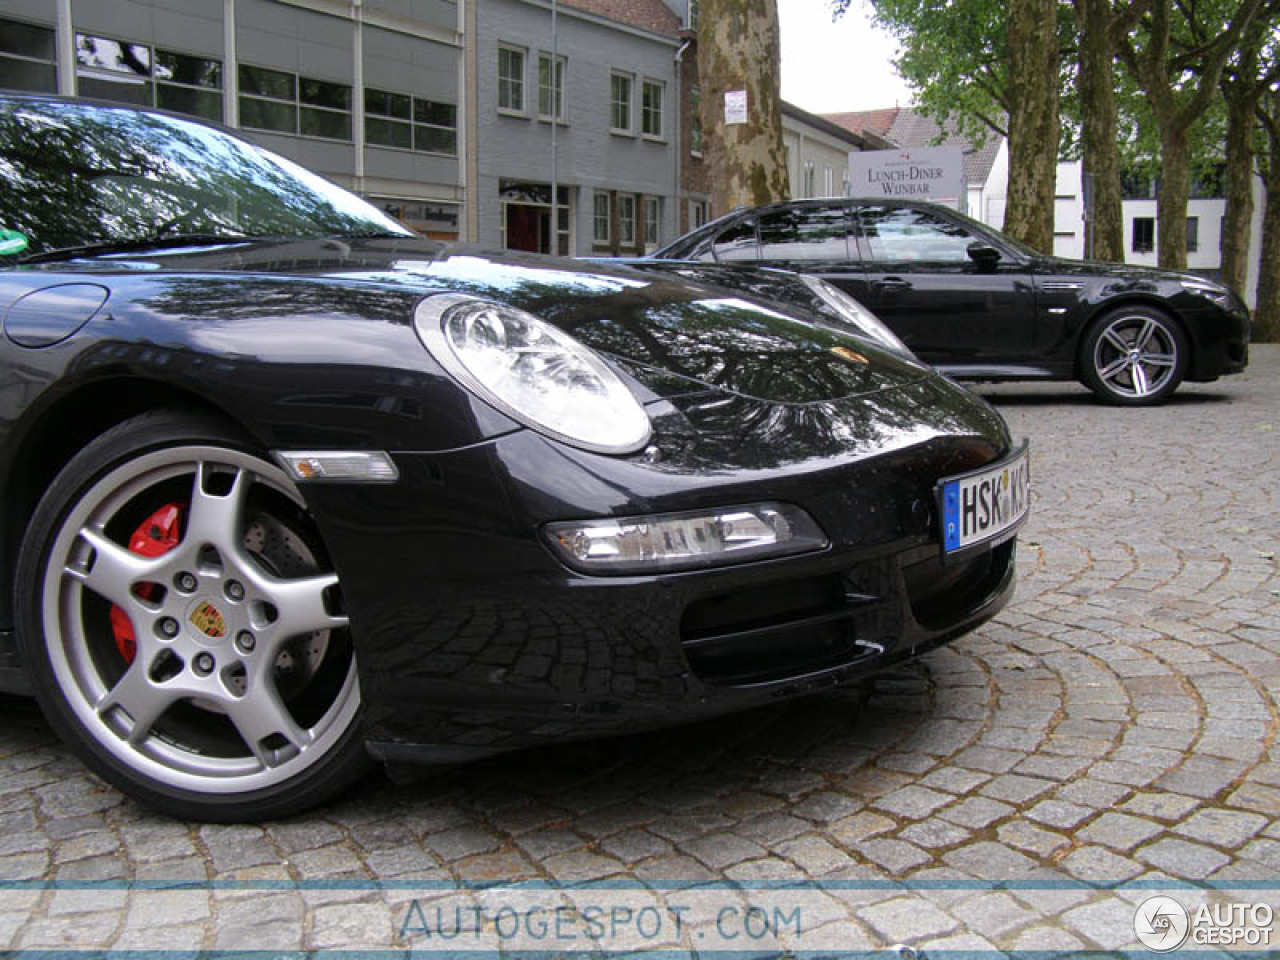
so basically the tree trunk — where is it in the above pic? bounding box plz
[696,0,790,213]
[1005,0,1060,253]
[1156,124,1190,269]
[1073,0,1125,262]
[1221,89,1259,296]
[1219,34,1262,297]
[1255,96,1280,342]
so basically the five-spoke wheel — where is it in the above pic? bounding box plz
[17,412,367,820]
[1081,307,1187,405]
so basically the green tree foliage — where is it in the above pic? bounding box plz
[1117,0,1266,269]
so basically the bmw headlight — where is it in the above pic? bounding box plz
[415,293,651,454]
[1180,276,1231,307]
[798,274,915,358]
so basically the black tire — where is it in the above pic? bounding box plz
[15,410,369,821]
[1080,306,1188,406]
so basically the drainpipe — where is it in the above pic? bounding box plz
[673,37,691,240]
[56,0,74,95]
[550,0,558,254]
[223,0,238,125]
[352,0,365,196]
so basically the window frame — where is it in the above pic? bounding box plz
[537,52,566,122]
[689,85,703,157]
[498,44,527,116]
[619,194,636,245]
[1132,216,1155,254]
[644,196,660,246]
[593,192,612,244]
[641,78,664,139]
[610,70,634,135]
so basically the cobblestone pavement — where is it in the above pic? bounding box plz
[1,348,1278,953]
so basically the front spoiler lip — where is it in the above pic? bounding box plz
[361,536,1018,768]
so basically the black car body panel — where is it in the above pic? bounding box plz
[653,198,1250,390]
[0,237,1016,749]
[0,97,1026,814]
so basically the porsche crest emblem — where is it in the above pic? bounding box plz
[190,601,227,639]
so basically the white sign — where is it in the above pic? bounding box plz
[848,145,965,207]
[724,89,747,125]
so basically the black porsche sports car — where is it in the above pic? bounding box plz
[653,198,1251,405]
[0,95,1028,820]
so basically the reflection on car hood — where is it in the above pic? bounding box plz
[30,236,934,405]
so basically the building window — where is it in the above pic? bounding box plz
[610,71,633,133]
[645,196,660,245]
[824,166,834,196]
[0,17,57,93]
[641,79,663,138]
[238,65,350,140]
[691,200,708,228]
[803,161,815,198]
[1132,217,1155,253]
[413,99,457,153]
[75,33,221,120]
[690,86,703,157]
[498,45,525,114]
[687,0,699,29]
[593,192,611,243]
[537,53,565,121]
[1186,216,1199,253]
[299,78,352,140]
[619,195,636,245]
[365,89,413,149]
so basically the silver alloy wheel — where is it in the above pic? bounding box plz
[41,445,359,794]
[1091,313,1179,400]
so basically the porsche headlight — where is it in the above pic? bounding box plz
[415,294,651,454]
[798,274,914,358]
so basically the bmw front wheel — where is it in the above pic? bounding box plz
[1081,307,1188,406]
[17,412,367,821]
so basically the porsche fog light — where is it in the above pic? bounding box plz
[415,294,651,455]
[545,502,828,574]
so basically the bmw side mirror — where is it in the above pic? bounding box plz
[967,241,1002,269]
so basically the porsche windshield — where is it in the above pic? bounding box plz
[0,97,413,258]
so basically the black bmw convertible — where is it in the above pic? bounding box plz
[0,95,1028,820]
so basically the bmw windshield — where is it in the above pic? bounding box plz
[0,96,413,260]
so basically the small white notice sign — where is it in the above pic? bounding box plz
[724,89,747,125]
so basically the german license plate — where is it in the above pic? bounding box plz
[939,444,1030,553]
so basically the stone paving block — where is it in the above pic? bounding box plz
[1025,799,1093,830]
[941,841,1036,878]
[870,786,953,819]
[938,796,1014,829]
[899,819,973,850]
[1173,808,1269,849]
[1076,812,1165,852]
[1136,837,1232,879]
[996,820,1068,857]
[957,891,1041,939]
[1060,845,1145,883]
[858,838,932,874]
[1119,791,1201,821]
[857,897,959,943]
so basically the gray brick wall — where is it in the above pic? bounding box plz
[475,0,680,254]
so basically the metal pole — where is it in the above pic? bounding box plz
[550,0,558,254]
[352,0,365,195]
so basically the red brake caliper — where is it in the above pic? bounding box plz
[108,503,184,664]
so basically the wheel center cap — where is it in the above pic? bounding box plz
[188,599,228,641]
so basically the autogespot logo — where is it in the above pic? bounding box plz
[1135,896,1191,952]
